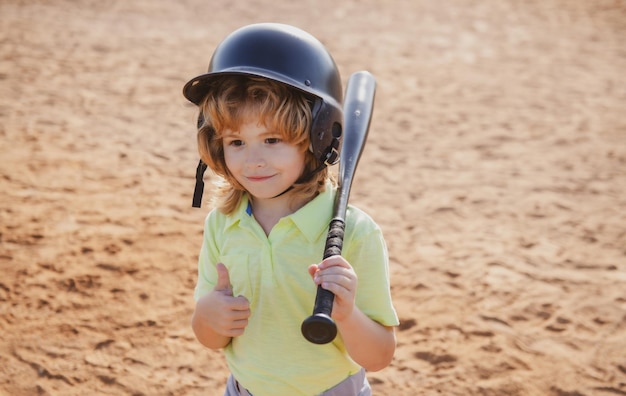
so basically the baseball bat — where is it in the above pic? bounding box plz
[301,71,376,344]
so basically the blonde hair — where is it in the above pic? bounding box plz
[197,75,334,214]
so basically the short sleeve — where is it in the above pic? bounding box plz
[344,206,399,327]
[193,211,220,301]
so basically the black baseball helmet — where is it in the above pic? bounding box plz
[183,23,344,167]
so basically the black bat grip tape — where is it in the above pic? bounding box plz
[301,219,345,344]
[323,218,345,259]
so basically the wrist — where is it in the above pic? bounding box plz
[334,305,359,327]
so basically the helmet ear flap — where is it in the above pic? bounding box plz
[309,99,343,166]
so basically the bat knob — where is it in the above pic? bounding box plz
[301,313,337,344]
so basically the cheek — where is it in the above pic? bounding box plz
[290,150,307,175]
[224,152,238,175]
[299,152,307,171]
[222,147,239,172]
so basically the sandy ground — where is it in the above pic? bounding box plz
[1,0,625,395]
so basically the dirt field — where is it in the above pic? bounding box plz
[1,0,625,395]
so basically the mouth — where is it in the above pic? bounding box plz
[246,175,275,182]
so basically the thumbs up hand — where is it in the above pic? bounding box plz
[192,263,251,344]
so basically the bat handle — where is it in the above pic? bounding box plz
[301,218,345,344]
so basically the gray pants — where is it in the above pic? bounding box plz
[224,368,371,396]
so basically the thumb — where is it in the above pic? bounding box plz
[214,263,233,295]
[308,264,319,279]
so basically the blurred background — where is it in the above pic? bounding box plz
[1,0,625,395]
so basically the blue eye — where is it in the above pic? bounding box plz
[229,139,244,147]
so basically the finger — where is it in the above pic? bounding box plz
[227,310,251,322]
[230,295,251,312]
[317,271,356,292]
[225,324,247,337]
[318,255,350,270]
[307,264,319,279]
[214,263,233,295]
[316,267,353,282]
[319,279,351,299]
[225,316,250,335]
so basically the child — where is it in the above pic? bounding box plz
[183,23,398,396]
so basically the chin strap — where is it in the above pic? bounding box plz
[269,162,325,199]
[270,136,340,199]
[192,160,208,208]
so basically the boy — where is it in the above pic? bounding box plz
[183,23,398,396]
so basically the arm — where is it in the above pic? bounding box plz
[336,307,396,371]
[308,256,396,371]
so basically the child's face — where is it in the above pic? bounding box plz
[222,119,306,200]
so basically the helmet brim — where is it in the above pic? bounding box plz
[183,68,326,106]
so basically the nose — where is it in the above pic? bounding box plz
[245,145,266,168]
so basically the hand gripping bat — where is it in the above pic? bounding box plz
[301,71,376,344]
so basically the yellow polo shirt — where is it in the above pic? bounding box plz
[194,185,398,395]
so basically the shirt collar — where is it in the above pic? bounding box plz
[224,183,336,242]
[288,184,335,242]
[223,195,252,230]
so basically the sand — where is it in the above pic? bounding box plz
[1,0,625,395]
